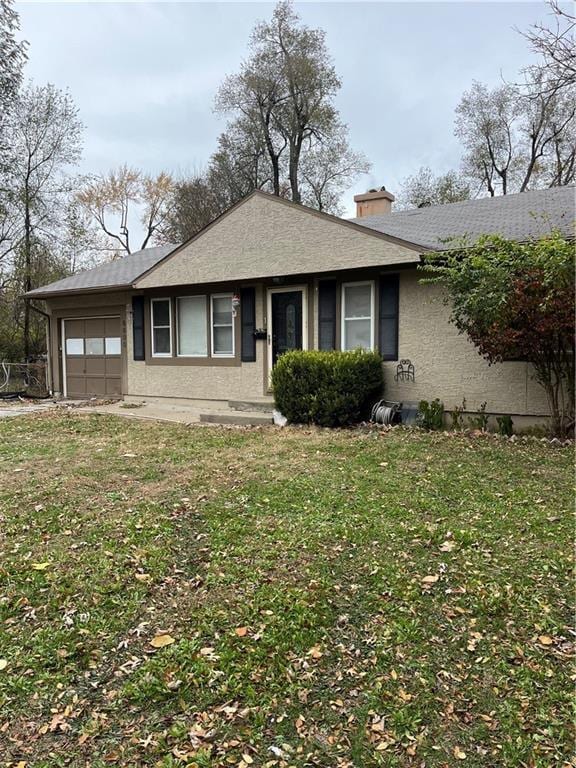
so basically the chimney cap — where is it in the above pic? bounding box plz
[354,188,395,204]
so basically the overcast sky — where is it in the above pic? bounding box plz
[17,1,556,216]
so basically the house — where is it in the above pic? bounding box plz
[26,185,574,425]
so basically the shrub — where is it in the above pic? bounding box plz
[271,349,383,427]
[470,401,489,431]
[497,414,514,437]
[417,399,444,430]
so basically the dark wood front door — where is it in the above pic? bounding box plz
[271,290,303,366]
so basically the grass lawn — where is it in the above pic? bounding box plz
[0,413,573,768]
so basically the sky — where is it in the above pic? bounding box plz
[16,0,557,217]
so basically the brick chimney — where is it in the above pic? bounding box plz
[354,186,395,217]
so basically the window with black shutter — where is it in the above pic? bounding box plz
[241,287,256,362]
[379,275,399,361]
[132,296,145,360]
[318,280,336,350]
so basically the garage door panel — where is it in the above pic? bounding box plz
[105,357,121,375]
[84,357,106,375]
[106,378,122,396]
[67,377,87,396]
[85,318,106,337]
[105,317,121,336]
[64,315,123,399]
[66,358,85,375]
[66,319,85,337]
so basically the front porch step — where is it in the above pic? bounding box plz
[200,410,273,426]
[228,398,274,414]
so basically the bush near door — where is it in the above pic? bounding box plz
[271,349,383,427]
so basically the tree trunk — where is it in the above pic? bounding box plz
[23,185,32,361]
[289,139,302,203]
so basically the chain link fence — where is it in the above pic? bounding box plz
[0,361,50,399]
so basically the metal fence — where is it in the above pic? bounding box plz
[0,361,49,399]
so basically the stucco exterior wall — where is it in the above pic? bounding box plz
[136,194,420,288]
[125,286,267,401]
[44,270,550,418]
[383,270,549,416]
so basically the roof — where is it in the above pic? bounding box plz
[25,244,176,298]
[354,185,575,250]
[26,185,575,298]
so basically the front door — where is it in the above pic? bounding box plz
[271,290,303,366]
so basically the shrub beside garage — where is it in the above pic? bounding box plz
[271,349,383,427]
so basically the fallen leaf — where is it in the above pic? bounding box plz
[538,635,554,645]
[440,540,456,552]
[235,626,248,637]
[422,574,439,584]
[150,634,175,648]
[242,755,254,765]
[32,562,50,571]
[308,646,323,659]
[0,659,7,671]
[453,746,467,760]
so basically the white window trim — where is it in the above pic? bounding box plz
[176,295,208,358]
[341,281,375,351]
[151,297,173,357]
[210,293,235,358]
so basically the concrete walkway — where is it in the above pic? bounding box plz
[0,398,274,426]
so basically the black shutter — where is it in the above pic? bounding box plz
[132,296,145,361]
[241,287,256,362]
[318,280,336,350]
[379,275,399,361]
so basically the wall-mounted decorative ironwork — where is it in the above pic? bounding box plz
[395,359,415,382]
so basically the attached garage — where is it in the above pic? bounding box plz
[62,316,123,398]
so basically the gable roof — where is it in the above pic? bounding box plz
[25,185,575,298]
[25,244,176,298]
[354,185,575,250]
[134,190,422,289]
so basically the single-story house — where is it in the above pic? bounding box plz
[26,184,574,425]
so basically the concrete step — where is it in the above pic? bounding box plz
[200,410,273,426]
[228,398,274,414]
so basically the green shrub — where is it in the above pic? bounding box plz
[271,349,383,427]
[417,399,445,430]
[470,401,489,431]
[497,414,514,436]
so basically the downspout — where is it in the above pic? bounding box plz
[28,303,53,396]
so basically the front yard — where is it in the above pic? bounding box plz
[0,413,573,767]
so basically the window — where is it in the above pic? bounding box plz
[211,294,234,357]
[65,338,84,355]
[151,298,172,356]
[341,282,374,351]
[85,338,104,355]
[105,337,121,355]
[178,296,207,357]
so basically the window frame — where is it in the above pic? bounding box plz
[176,295,208,358]
[210,293,235,358]
[150,297,173,358]
[341,280,375,352]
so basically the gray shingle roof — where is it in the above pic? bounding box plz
[26,186,575,298]
[26,244,177,297]
[353,185,575,250]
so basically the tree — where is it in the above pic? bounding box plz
[2,82,82,359]
[215,0,366,210]
[398,167,471,210]
[300,125,370,213]
[0,0,27,120]
[422,232,575,436]
[522,0,576,91]
[76,165,174,255]
[158,172,222,245]
[455,74,576,195]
